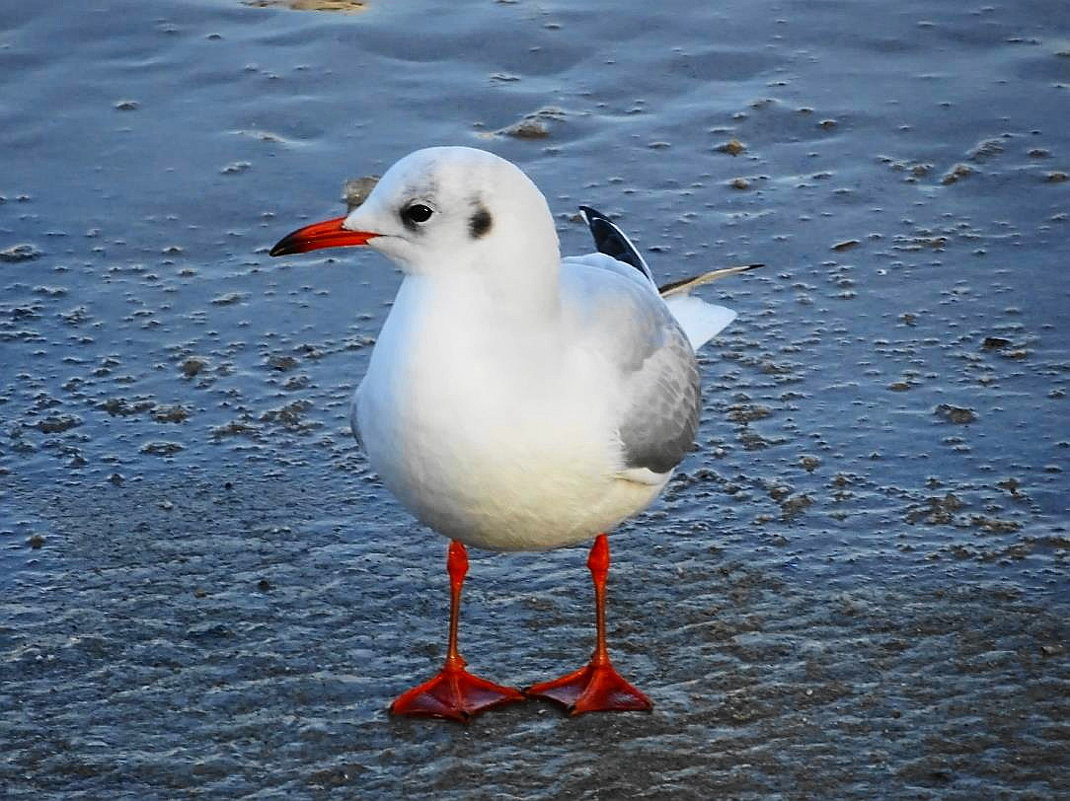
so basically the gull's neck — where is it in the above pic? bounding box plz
[412,206,563,325]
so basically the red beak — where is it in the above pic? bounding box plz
[269,216,379,257]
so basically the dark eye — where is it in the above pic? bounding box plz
[401,203,434,224]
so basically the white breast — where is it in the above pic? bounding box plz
[351,275,667,551]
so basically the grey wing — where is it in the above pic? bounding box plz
[616,320,700,475]
[561,254,701,477]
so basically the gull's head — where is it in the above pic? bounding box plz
[270,147,559,278]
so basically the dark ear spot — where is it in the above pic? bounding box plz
[468,206,492,239]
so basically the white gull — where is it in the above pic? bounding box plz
[270,146,759,721]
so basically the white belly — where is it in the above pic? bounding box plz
[351,279,668,551]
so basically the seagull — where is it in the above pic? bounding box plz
[270,146,760,722]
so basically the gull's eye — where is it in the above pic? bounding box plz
[401,203,434,225]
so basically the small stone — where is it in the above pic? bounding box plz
[967,138,1005,163]
[343,176,380,211]
[152,404,190,423]
[941,163,975,185]
[140,441,185,455]
[504,119,550,139]
[268,354,300,371]
[243,1,369,13]
[220,161,251,175]
[180,356,209,378]
[0,243,43,262]
[716,139,746,156]
[33,415,81,433]
[935,404,977,424]
[486,107,565,140]
[781,494,813,520]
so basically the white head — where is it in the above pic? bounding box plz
[271,147,561,289]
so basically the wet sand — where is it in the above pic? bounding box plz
[2,0,1068,798]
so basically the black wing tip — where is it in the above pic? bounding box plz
[577,205,654,282]
[578,205,609,223]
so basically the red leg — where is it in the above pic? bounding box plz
[389,540,525,723]
[525,534,653,715]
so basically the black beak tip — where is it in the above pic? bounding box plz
[268,236,295,258]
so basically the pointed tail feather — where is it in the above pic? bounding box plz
[658,263,764,297]
[660,264,762,350]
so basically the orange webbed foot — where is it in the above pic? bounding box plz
[390,662,525,723]
[525,659,653,716]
